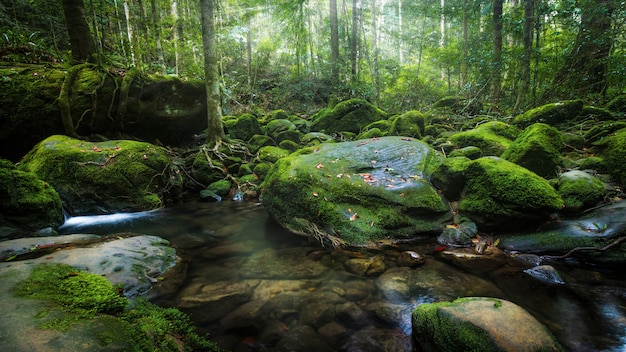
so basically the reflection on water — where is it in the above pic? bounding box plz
[59,200,626,352]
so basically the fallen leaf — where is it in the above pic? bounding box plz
[349,212,358,221]
[316,162,323,169]
[312,192,319,197]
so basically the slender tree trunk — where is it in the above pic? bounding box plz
[246,16,252,87]
[514,0,534,112]
[371,0,379,104]
[150,0,165,73]
[62,0,96,64]
[492,0,503,103]
[172,0,182,75]
[200,0,225,148]
[351,0,358,81]
[398,0,403,63]
[461,0,468,87]
[440,0,445,81]
[123,0,137,66]
[330,0,339,83]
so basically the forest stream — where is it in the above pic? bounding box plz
[56,199,626,352]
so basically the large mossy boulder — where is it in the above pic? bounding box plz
[0,159,63,232]
[433,157,564,230]
[18,135,181,216]
[513,99,584,127]
[501,123,563,177]
[448,121,519,157]
[310,98,387,134]
[0,63,207,162]
[261,136,452,247]
[412,297,563,352]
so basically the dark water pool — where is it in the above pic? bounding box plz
[59,200,626,352]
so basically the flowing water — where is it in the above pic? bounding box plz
[58,200,626,352]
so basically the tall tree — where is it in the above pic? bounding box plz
[62,0,96,64]
[551,0,615,99]
[492,0,503,103]
[200,0,226,148]
[514,0,535,112]
[330,0,339,82]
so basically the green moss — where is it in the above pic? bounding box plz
[390,110,426,138]
[207,179,232,196]
[14,263,128,329]
[513,99,584,127]
[262,109,290,123]
[449,121,520,156]
[257,146,290,163]
[266,119,297,140]
[597,128,626,186]
[363,119,392,133]
[557,171,606,210]
[310,98,388,134]
[13,263,222,351]
[412,299,498,352]
[18,135,178,215]
[356,128,386,140]
[458,157,563,226]
[431,156,473,200]
[0,165,64,230]
[225,113,262,141]
[501,123,563,177]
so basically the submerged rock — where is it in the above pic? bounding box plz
[412,297,564,352]
[261,136,451,247]
[18,135,181,216]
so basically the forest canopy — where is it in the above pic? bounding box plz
[1,0,625,114]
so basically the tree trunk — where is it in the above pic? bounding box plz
[461,0,468,87]
[150,0,166,73]
[551,0,614,99]
[492,0,503,103]
[62,0,96,64]
[330,0,339,83]
[371,0,380,104]
[350,0,358,81]
[123,0,136,66]
[200,0,225,148]
[514,0,534,112]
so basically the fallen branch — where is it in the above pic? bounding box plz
[544,236,626,260]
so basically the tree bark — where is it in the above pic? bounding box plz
[492,0,503,103]
[330,0,339,83]
[62,0,96,64]
[200,0,225,148]
[513,0,534,112]
[351,0,358,81]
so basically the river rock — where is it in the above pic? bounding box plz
[396,250,426,267]
[412,297,564,352]
[18,135,181,215]
[261,136,452,247]
[0,234,179,297]
[499,200,626,264]
[241,248,329,279]
[501,123,563,177]
[555,170,607,211]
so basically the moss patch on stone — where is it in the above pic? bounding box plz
[310,98,388,134]
[513,99,584,127]
[596,127,626,186]
[449,121,519,156]
[556,170,606,211]
[390,110,426,138]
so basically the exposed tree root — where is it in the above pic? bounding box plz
[59,63,93,138]
[286,217,346,248]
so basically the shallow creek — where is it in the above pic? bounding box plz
[59,200,626,352]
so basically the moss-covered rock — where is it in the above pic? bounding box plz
[278,139,300,152]
[584,121,626,144]
[275,130,302,145]
[390,110,426,138]
[501,123,563,177]
[257,146,290,163]
[430,156,473,200]
[448,121,520,156]
[596,127,626,186]
[310,98,387,134]
[253,162,273,182]
[513,99,584,127]
[261,136,451,247]
[191,150,226,187]
[556,170,606,211]
[224,113,261,141]
[432,96,483,115]
[412,297,563,352]
[356,128,386,140]
[265,119,297,141]
[248,134,275,154]
[448,146,482,160]
[458,157,564,230]
[18,135,180,216]
[0,160,63,231]
[301,132,334,146]
[262,109,290,123]
[363,119,392,133]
